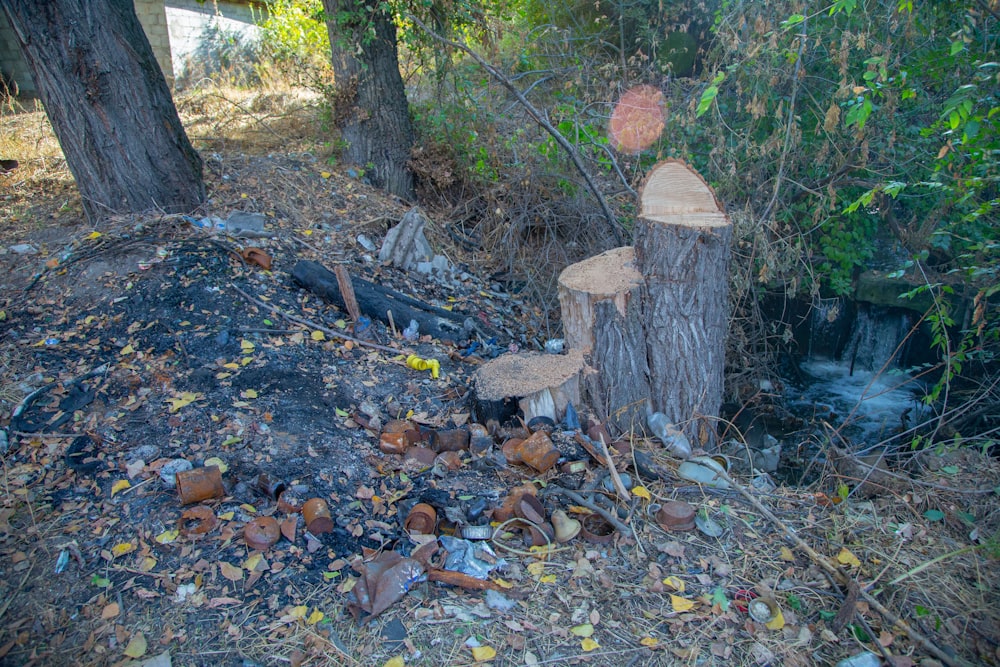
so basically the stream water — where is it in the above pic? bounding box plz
[784,300,933,448]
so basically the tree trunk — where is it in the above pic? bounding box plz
[635,160,732,448]
[322,0,415,200]
[557,160,731,448]
[0,0,204,222]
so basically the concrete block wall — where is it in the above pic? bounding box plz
[0,1,263,99]
[134,0,176,86]
[0,12,37,97]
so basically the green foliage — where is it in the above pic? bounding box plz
[255,0,332,87]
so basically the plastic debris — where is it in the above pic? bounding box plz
[356,234,376,252]
[402,319,420,341]
[694,511,725,537]
[485,589,518,612]
[405,354,440,379]
[678,456,731,489]
[158,459,194,487]
[55,549,70,573]
[347,550,427,620]
[544,338,565,354]
[645,402,692,459]
[563,401,581,430]
[440,535,506,579]
[834,652,882,667]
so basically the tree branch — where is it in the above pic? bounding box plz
[406,14,626,246]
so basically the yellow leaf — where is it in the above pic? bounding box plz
[320,171,331,179]
[631,485,652,501]
[383,657,405,667]
[87,231,102,240]
[570,623,594,637]
[123,632,147,658]
[139,556,157,572]
[289,605,308,619]
[243,552,264,572]
[306,609,324,625]
[539,574,557,584]
[780,546,795,561]
[837,547,861,568]
[311,330,326,341]
[216,372,232,379]
[120,344,135,355]
[241,389,258,399]
[240,503,257,514]
[240,356,253,366]
[581,637,600,652]
[111,542,135,557]
[240,339,255,352]
[219,561,243,582]
[219,511,235,521]
[526,561,546,577]
[670,594,695,612]
[662,576,685,592]
[765,608,785,630]
[223,362,239,369]
[640,636,659,647]
[204,457,228,473]
[111,480,131,497]
[303,229,313,236]
[470,645,496,661]
[155,529,179,544]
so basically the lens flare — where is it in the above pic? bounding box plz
[608,85,665,154]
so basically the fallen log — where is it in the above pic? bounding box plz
[291,260,473,342]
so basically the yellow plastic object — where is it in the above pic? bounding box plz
[406,354,440,379]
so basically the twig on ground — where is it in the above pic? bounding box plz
[543,486,630,536]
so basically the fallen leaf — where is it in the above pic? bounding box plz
[120,344,135,355]
[780,546,795,561]
[640,636,659,647]
[631,486,652,501]
[219,561,243,582]
[539,574,557,584]
[670,594,695,612]
[580,637,599,651]
[112,542,135,557]
[123,632,147,658]
[241,389,258,399]
[311,330,326,341]
[662,576,685,592]
[155,529,179,544]
[289,605,308,619]
[101,602,120,619]
[139,556,157,572]
[306,609,324,625]
[765,608,785,630]
[837,547,861,568]
[470,645,496,661]
[240,339,255,352]
[111,480,131,497]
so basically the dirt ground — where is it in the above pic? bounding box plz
[1,97,999,667]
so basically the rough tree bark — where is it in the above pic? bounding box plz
[0,0,205,222]
[636,160,732,447]
[322,0,415,200]
[559,160,731,448]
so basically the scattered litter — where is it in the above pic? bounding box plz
[695,511,725,538]
[175,465,224,504]
[646,402,692,459]
[440,535,506,579]
[484,589,518,612]
[678,456,731,489]
[158,459,193,487]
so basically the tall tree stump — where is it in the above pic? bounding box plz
[635,160,731,447]
[558,160,731,447]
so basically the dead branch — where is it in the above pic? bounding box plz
[406,14,625,246]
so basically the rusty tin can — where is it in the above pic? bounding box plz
[175,465,224,504]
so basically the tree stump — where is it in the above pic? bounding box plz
[558,160,731,447]
[557,247,649,433]
[471,350,586,426]
[635,160,732,447]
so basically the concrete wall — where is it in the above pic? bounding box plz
[0,0,263,99]
[0,12,36,97]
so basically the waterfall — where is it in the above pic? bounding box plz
[841,304,912,374]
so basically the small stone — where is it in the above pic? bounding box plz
[159,459,193,487]
[9,244,38,255]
